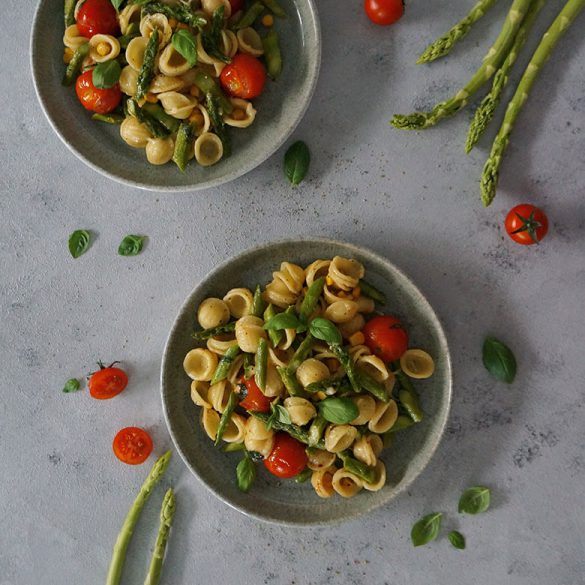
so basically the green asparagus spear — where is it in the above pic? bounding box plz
[286,336,315,373]
[202,6,231,64]
[305,378,353,395]
[261,0,286,17]
[262,31,283,80]
[356,370,389,402]
[192,322,236,341]
[62,42,89,86]
[92,113,125,124]
[223,441,245,452]
[388,414,416,432]
[255,338,268,391]
[299,277,324,323]
[136,29,158,101]
[251,285,266,317]
[243,353,254,379]
[194,71,233,114]
[263,304,284,347]
[118,23,141,49]
[141,2,207,28]
[417,0,499,64]
[391,0,535,130]
[481,0,584,207]
[64,0,76,28]
[308,415,328,446]
[205,93,231,157]
[143,102,181,133]
[211,344,241,385]
[106,451,172,585]
[395,370,424,423]
[466,0,544,153]
[143,488,176,585]
[215,390,238,445]
[127,98,170,138]
[234,2,265,29]
[276,366,309,398]
[329,345,361,393]
[338,451,376,484]
[172,121,195,172]
[358,279,386,305]
[251,411,325,448]
[295,468,312,483]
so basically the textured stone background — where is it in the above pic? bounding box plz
[1,1,584,584]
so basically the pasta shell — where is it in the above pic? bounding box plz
[295,358,330,388]
[149,74,185,94]
[63,25,86,50]
[332,468,363,498]
[190,380,211,408]
[126,36,149,72]
[400,349,435,379]
[140,14,172,46]
[263,263,305,308]
[352,434,383,467]
[328,256,365,291]
[350,395,376,426]
[183,348,218,381]
[208,379,232,413]
[158,91,196,119]
[323,300,358,324]
[305,259,331,287]
[119,65,139,97]
[145,137,174,165]
[201,407,220,441]
[363,461,386,492]
[236,27,264,57]
[307,449,336,471]
[223,288,254,318]
[89,34,120,63]
[324,424,358,453]
[206,336,238,356]
[119,4,141,35]
[357,354,390,382]
[338,314,365,339]
[159,42,192,77]
[235,315,266,353]
[194,131,223,166]
[201,0,232,17]
[120,116,152,148]
[197,298,231,329]
[224,98,257,128]
[368,400,399,434]
[222,413,246,443]
[311,466,336,498]
[284,397,316,426]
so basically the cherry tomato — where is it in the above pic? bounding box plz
[88,363,128,399]
[264,432,308,479]
[505,204,549,245]
[363,315,409,363]
[220,54,266,99]
[76,0,119,38]
[238,376,272,412]
[228,0,244,12]
[365,0,404,25]
[75,70,122,114]
[112,427,153,465]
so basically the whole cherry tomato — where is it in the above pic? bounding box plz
[264,432,308,478]
[112,427,153,465]
[363,315,409,363]
[238,376,271,412]
[365,0,404,25]
[505,204,549,245]
[76,0,119,38]
[88,362,128,399]
[75,70,122,114]
[220,54,267,99]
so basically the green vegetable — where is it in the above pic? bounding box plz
[92,113,125,124]
[111,0,125,10]
[236,454,257,493]
[141,2,207,28]
[358,279,386,305]
[62,43,89,86]
[254,338,268,391]
[410,512,443,547]
[305,378,352,395]
[172,29,198,67]
[234,1,264,29]
[318,397,359,425]
[480,0,584,206]
[448,530,466,550]
[284,140,310,185]
[417,0,498,64]
[357,370,388,402]
[251,285,266,317]
[261,0,286,17]
[251,411,323,447]
[194,71,233,113]
[142,102,181,133]
[118,234,146,256]
[329,345,361,393]
[62,378,80,393]
[482,336,516,383]
[458,486,491,514]
[127,99,170,138]
[308,415,328,446]
[309,318,342,346]
[172,122,195,172]
[119,24,141,49]
[299,277,324,323]
[211,344,240,385]
[205,93,231,157]
[215,390,238,445]
[64,0,76,27]
[93,60,122,89]
[68,229,91,259]
[286,336,315,373]
[466,0,544,153]
[191,322,236,341]
[264,311,303,331]
[262,31,282,80]
[202,6,231,64]
[223,442,245,452]
[265,402,292,430]
[276,366,308,398]
[243,353,254,379]
[143,488,176,585]
[396,370,424,422]
[136,29,158,101]
[338,451,376,484]
[263,304,284,347]
[387,414,415,432]
[294,468,312,483]
[105,451,172,585]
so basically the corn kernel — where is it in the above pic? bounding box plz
[316,391,327,401]
[63,48,74,64]
[189,111,204,125]
[145,93,158,103]
[231,108,246,121]
[325,276,334,286]
[176,22,189,30]
[96,42,110,57]
[189,85,201,98]
[351,286,361,299]
[168,17,178,28]
[261,14,274,27]
[349,332,365,346]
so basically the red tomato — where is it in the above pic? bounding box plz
[75,70,122,114]
[505,204,549,245]
[76,0,119,38]
[239,376,271,412]
[220,54,266,99]
[264,433,308,478]
[365,0,404,25]
[112,427,153,465]
[88,364,128,399]
[363,315,409,363]
[228,0,244,12]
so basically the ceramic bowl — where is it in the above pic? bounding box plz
[161,238,452,525]
[30,0,320,191]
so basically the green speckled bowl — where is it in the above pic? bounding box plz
[161,239,452,525]
[30,0,320,191]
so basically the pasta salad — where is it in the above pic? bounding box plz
[62,0,284,169]
[184,257,436,498]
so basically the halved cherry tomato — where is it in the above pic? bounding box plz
[112,427,153,465]
[220,54,266,99]
[228,0,244,12]
[363,315,409,363]
[264,432,308,478]
[238,376,271,412]
[75,70,122,114]
[365,0,404,25]
[88,363,128,399]
[76,0,119,38]
[505,204,549,245]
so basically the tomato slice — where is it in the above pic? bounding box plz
[362,315,409,363]
[88,365,128,399]
[219,54,267,99]
[75,70,122,114]
[239,376,271,412]
[76,0,119,38]
[112,427,153,465]
[264,432,308,478]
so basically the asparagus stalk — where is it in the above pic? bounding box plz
[191,321,236,341]
[136,29,158,101]
[481,0,585,206]
[466,0,545,152]
[106,451,172,585]
[391,0,536,130]
[417,0,499,64]
[143,488,176,585]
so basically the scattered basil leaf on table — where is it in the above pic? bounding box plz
[411,512,442,547]
[483,336,516,383]
[172,29,198,67]
[92,60,122,89]
[236,455,256,493]
[318,397,359,424]
[264,312,303,331]
[62,378,81,393]
[68,230,91,259]
[448,530,466,550]
[118,234,146,256]
[284,140,310,185]
[459,486,491,514]
[309,318,342,346]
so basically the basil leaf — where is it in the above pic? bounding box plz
[275,404,291,425]
[92,60,122,89]
[68,230,91,258]
[284,140,310,185]
[458,486,490,515]
[62,378,81,393]
[236,455,256,493]
[482,337,516,383]
[448,530,465,550]
[410,512,442,547]
[118,234,146,256]
[223,442,245,453]
[263,312,302,331]
[110,0,124,10]
[309,318,342,346]
[172,29,198,67]
[317,397,359,424]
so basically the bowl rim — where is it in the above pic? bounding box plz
[29,0,322,193]
[160,237,453,526]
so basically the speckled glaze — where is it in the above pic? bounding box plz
[30,0,321,192]
[161,238,452,525]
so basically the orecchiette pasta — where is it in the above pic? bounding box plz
[355,296,375,313]
[324,300,358,324]
[353,434,383,467]
[125,36,149,72]
[227,354,244,385]
[362,461,386,492]
[223,288,254,318]
[207,336,238,355]
[305,259,331,287]
[201,407,220,441]
[236,27,264,57]
[350,395,376,426]
[368,400,399,434]
[140,14,173,46]
[311,467,336,498]
[158,43,192,77]
[324,424,359,453]
[145,137,174,165]
[284,397,316,426]
[328,256,365,291]
[222,413,246,443]
[158,91,196,119]
[295,358,330,387]
[400,349,435,379]
[244,416,274,457]
[332,468,363,498]
[338,314,366,339]
[264,363,284,397]
[208,379,232,413]
[183,348,218,381]
[198,298,231,329]
[221,30,238,58]
[190,380,211,409]
[307,449,336,471]
[356,354,390,382]
[202,0,232,17]
[119,66,139,96]
[224,98,257,128]
[264,263,305,308]
[63,25,86,50]
[120,117,152,148]
[235,315,267,353]
[190,104,212,136]
[148,74,185,94]
[194,132,224,166]
[89,34,120,63]
[119,4,141,34]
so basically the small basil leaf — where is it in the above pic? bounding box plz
[284,140,310,185]
[309,318,342,346]
[317,397,359,424]
[172,29,198,67]
[410,512,442,547]
[458,486,491,515]
[482,337,516,383]
[62,378,81,393]
[275,404,291,425]
[223,442,245,453]
[236,456,256,492]
[448,530,466,550]
[92,60,122,89]
[118,234,146,256]
[263,312,302,331]
[110,0,124,10]
[68,230,91,259]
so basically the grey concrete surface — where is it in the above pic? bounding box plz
[1,1,584,584]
